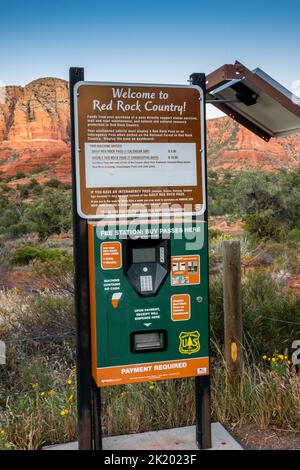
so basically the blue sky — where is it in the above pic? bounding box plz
[1,0,300,118]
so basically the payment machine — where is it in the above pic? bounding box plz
[122,239,170,297]
[88,219,209,387]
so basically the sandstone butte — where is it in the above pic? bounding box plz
[0,77,300,186]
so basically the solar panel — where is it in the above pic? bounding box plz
[206,61,300,140]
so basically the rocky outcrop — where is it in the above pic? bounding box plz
[207,118,300,172]
[0,77,70,184]
[0,77,300,185]
[1,78,69,143]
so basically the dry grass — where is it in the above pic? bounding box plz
[0,368,77,450]
[0,353,299,449]
[0,281,299,449]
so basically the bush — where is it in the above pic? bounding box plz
[244,211,285,241]
[31,256,74,294]
[234,169,300,240]
[207,168,300,241]
[44,179,64,189]
[287,228,300,241]
[23,187,72,240]
[242,270,300,356]
[210,270,300,357]
[30,166,47,175]
[208,228,221,239]
[10,245,71,266]
[7,223,33,238]
[15,172,26,180]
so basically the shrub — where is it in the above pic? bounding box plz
[287,228,300,241]
[209,270,300,357]
[10,245,71,266]
[31,256,74,294]
[7,223,33,238]
[44,179,64,189]
[244,211,285,241]
[15,172,26,180]
[30,166,47,175]
[233,169,300,240]
[23,187,72,240]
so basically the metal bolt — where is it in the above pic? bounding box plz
[196,296,203,303]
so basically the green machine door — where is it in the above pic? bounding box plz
[88,218,209,387]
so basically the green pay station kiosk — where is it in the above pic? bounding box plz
[88,219,209,387]
[70,69,211,449]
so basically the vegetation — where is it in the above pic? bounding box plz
[0,260,299,449]
[0,168,300,449]
[10,245,71,266]
[208,167,300,240]
[0,166,299,242]
[0,182,72,240]
[210,270,300,358]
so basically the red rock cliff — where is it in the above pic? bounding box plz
[0,77,300,185]
[0,78,70,184]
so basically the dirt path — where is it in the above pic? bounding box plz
[229,424,300,450]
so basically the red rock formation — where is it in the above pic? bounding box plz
[0,77,300,185]
[207,118,300,172]
[0,77,70,184]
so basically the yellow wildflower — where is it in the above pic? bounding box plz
[31,384,37,389]
[67,394,74,402]
[262,355,267,360]
[60,410,66,417]
[67,379,72,385]
[0,430,5,436]
[271,358,276,362]
[40,392,46,396]
[277,354,284,360]
[149,385,155,390]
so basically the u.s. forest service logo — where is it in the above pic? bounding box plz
[179,331,200,355]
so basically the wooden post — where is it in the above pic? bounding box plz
[222,240,244,377]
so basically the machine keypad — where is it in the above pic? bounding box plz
[140,275,153,292]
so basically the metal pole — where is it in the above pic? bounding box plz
[69,67,94,450]
[189,72,212,450]
[92,380,102,450]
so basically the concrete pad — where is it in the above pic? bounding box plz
[43,423,242,450]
